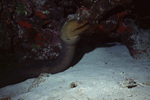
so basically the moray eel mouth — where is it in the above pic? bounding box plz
[72,22,90,32]
[0,19,90,88]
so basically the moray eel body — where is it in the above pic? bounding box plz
[0,19,89,88]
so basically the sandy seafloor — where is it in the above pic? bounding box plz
[0,43,150,100]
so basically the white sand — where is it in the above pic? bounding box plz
[0,43,150,100]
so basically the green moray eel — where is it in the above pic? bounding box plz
[0,19,90,88]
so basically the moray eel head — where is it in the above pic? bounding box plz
[61,19,90,45]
